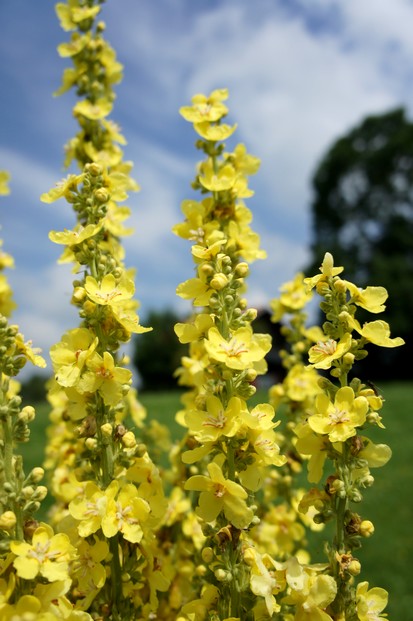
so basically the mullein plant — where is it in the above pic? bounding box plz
[39,2,169,618]
[172,89,290,620]
[247,273,327,564]
[0,176,74,618]
[294,252,404,621]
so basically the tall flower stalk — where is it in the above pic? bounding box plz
[174,89,287,620]
[0,175,72,615]
[40,2,168,618]
[296,252,403,620]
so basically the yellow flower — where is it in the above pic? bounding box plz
[55,2,101,31]
[72,538,109,589]
[40,173,81,203]
[356,581,388,621]
[0,171,11,195]
[10,524,75,582]
[50,327,98,387]
[174,313,214,344]
[241,402,277,431]
[282,565,337,621]
[295,425,331,483]
[78,351,132,405]
[344,281,388,313]
[304,252,344,290]
[308,333,351,369]
[0,595,43,620]
[184,395,241,442]
[185,461,254,529]
[173,199,209,241]
[308,386,368,443]
[249,428,286,467]
[180,584,220,621]
[199,160,237,192]
[180,88,229,123]
[227,217,266,261]
[349,317,405,348]
[224,143,261,176]
[191,235,227,262]
[74,98,113,120]
[204,326,271,371]
[357,438,392,468]
[49,223,102,245]
[69,481,118,537]
[84,273,134,307]
[57,34,89,58]
[176,276,213,306]
[14,333,47,368]
[284,365,321,403]
[110,303,152,334]
[273,273,314,315]
[245,548,284,616]
[194,121,237,142]
[102,482,150,543]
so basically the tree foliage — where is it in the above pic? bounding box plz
[132,308,186,390]
[307,108,413,379]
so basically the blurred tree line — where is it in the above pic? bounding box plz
[20,106,412,400]
[306,107,413,380]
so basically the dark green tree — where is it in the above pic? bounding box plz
[306,108,413,379]
[132,308,186,390]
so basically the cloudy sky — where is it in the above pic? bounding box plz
[1,0,413,374]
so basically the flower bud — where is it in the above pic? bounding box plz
[359,520,375,537]
[122,431,137,448]
[19,406,35,423]
[72,287,86,303]
[88,163,102,176]
[244,368,257,382]
[244,308,257,322]
[235,262,249,277]
[94,188,110,203]
[201,547,214,564]
[83,300,97,314]
[195,564,207,577]
[348,558,362,576]
[85,437,98,450]
[30,467,44,483]
[22,486,35,499]
[343,352,355,366]
[101,423,113,438]
[33,486,48,501]
[214,568,231,582]
[210,273,229,291]
[0,511,16,531]
[333,279,347,293]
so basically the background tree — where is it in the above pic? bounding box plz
[306,108,413,379]
[132,308,186,390]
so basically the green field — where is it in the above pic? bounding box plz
[20,382,413,619]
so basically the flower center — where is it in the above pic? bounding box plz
[221,338,248,358]
[313,339,337,355]
[203,410,227,429]
[213,483,226,498]
[329,408,350,425]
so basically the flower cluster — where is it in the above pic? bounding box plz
[171,88,343,620]
[0,176,69,619]
[38,2,169,618]
[295,252,403,618]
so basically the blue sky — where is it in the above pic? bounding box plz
[1,0,413,373]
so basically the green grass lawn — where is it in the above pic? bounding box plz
[20,382,413,619]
